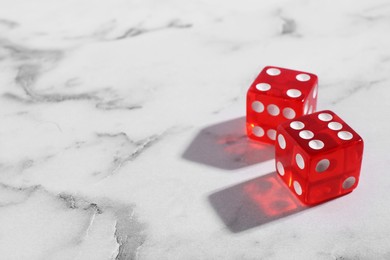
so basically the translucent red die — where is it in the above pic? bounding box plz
[275,110,364,205]
[246,66,318,144]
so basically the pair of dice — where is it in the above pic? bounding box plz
[246,66,364,205]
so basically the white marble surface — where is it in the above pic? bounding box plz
[0,0,389,259]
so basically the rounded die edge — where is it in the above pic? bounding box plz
[263,65,283,74]
[275,125,294,151]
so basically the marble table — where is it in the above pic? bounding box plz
[1,0,389,259]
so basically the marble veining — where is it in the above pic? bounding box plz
[1,0,390,259]
[0,183,145,259]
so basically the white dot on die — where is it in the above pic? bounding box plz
[299,130,314,140]
[251,101,264,113]
[256,83,271,91]
[283,107,296,119]
[296,73,311,82]
[328,122,342,130]
[316,159,330,173]
[318,113,333,122]
[287,89,302,98]
[295,153,305,169]
[290,121,305,130]
[309,140,324,150]
[293,181,303,195]
[342,176,356,189]
[277,161,285,176]
[278,134,286,149]
[266,68,281,76]
[253,126,264,137]
[267,104,280,116]
[338,131,353,140]
[267,129,276,140]
[313,85,318,98]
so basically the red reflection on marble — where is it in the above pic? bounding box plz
[209,173,309,232]
[243,174,305,217]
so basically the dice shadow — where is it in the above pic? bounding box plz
[182,117,274,170]
[208,172,308,233]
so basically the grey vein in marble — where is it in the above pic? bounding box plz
[1,0,390,258]
[114,19,192,40]
[0,183,145,259]
[1,40,141,111]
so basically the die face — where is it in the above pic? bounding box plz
[306,175,348,205]
[246,122,278,144]
[275,110,364,205]
[248,66,318,102]
[281,110,363,157]
[246,66,318,143]
[247,91,304,124]
[275,128,296,184]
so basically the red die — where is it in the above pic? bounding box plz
[246,66,318,144]
[275,110,364,205]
